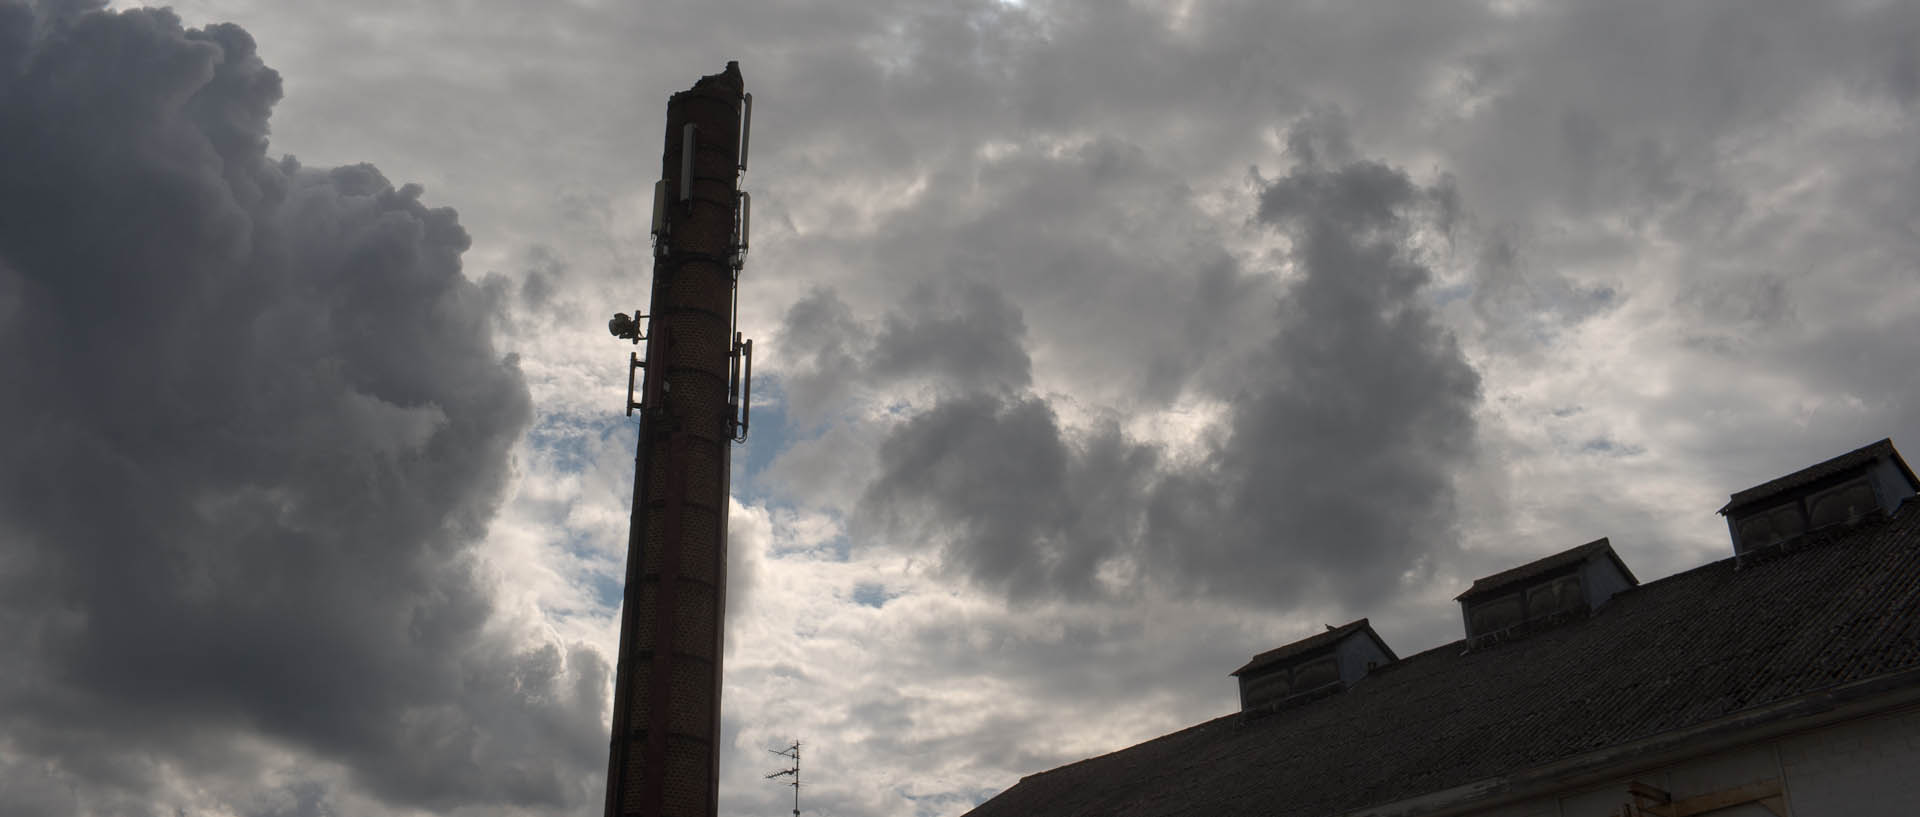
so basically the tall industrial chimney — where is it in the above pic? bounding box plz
[603,62,753,817]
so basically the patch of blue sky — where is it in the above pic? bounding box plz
[728,390,851,562]
[730,388,789,505]
[849,582,897,608]
[532,561,622,623]
[1582,436,1646,457]
[818,533,855,562]
[590,570,624,610]
[554,525,606,560]
[532,524,623,612]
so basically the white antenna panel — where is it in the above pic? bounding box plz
[739,192,750,253]
[739,93,753,172]
[651,179,668,237]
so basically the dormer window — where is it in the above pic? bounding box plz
[1231,620,1396,713]
[1463,572,1584,638]
[1456,538,1637,644]
[1735,502,1807,551]
[1526,573,1584,618]
[1808,478,1878,527]
[1291,656,1339,691]
[1240,665,1292,704]
[1468,593,1523,635]
[1720,439,1919,555]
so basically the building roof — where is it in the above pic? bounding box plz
[964,502,1920,817]
[1719,438,1917,514]
[1453,537,1635,602]
[1231,619,1393,677]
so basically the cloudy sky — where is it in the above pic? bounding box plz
[3,0,1918,815]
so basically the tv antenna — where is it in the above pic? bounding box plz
[766,740,801,817]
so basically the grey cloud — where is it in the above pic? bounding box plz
[773,287,873,428]
[871,280,1032,391]
[516,245,570,312]
[855,134,1267,410]
[856,394,1146,602]
[774,280,1034,427]
[1677,268,1794,342]
[1445,0,1920,229]
[1468,225,1618,359]
[0,5,598,815]
[1282,106,1359,171]
[765,281,1042,519]
[852,127,1478,611]
[1152,142,1480,605]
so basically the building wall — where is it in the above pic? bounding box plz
[1774,702,1920,816]
[1578,556,1635,612]
[1866,458,1914,515]
[1335,633,1394,685]
[1464,702,1920,817]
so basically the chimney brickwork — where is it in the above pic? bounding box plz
[604,63,747,817]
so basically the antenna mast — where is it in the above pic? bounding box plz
[602,62,755,817]
[766,741,801,817]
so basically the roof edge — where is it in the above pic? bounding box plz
[1341,664,1920,817]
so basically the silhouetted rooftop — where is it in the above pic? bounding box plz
[965,502,1920,817]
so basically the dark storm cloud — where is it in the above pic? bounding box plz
[860,394,1073,597]
[1169,140,1480,603]
[870,281,1031,391]
[856,394,1158,601]
[849,120,1478,610]
[0,4,598,815]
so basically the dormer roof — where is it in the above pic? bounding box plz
[1718,438,1917,515]
[1455,537,1637,602]
[1719,439,1920,555]
[1231,618,1397,677]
